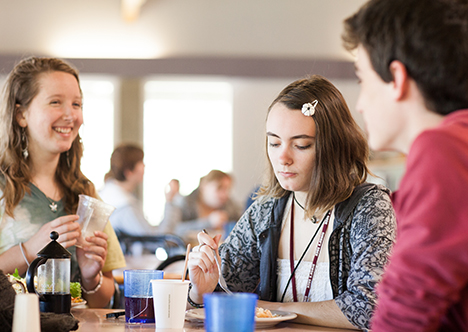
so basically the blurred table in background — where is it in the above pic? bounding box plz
[113,253,187,284]
[113,254,161,284]
[113,233,188,284]
[112,253,187,309]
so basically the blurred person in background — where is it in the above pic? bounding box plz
[163,170,242,241]
[99,143,171,236]
[164,179,182,206]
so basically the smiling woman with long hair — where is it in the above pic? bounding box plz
[0,57,125,308]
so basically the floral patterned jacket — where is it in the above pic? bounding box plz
[218,183,396,331]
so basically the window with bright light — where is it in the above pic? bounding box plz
[79,77,116,191]
[143,80,233,225]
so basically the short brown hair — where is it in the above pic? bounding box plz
[199,170,231,187]
[105,143,144,182]
[343,0,468,115]
[258,75,369,217]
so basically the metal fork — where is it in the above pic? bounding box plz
[202,229,233,294]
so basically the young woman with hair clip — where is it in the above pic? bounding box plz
[0,57,125,308]
[187,75,396,330]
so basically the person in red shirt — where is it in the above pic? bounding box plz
[342,0,468,331]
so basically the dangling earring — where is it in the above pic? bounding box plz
[21,128,29,160]
[66,150,71,168]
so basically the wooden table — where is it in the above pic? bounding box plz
[72,308,356,332]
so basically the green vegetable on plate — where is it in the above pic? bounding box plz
[70,282,82,299]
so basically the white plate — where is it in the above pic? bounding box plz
[185,308,297,329]
[72,299,87,308]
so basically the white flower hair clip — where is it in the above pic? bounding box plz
[301,100,318,117]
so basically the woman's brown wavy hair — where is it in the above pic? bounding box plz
[257,75,370,218]
[0,56,97,217]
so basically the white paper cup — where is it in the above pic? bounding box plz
[151,280,190,329]
[12,293,41,332]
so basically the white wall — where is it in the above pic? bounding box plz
[231,77,292,205]
[0,0,368,60]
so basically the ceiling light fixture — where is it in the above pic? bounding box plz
[121,0,147,22]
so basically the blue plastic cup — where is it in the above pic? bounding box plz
[204,293,258,332]
[124,269,164,323]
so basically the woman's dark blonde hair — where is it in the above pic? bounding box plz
[104,143,144,182]
[0,56,97,217]
[199,170,231,187]
[258,75,370,218]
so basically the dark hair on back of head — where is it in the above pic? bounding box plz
[105,143,144,182]
[343,0,468,115]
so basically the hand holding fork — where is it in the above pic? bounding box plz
[202,229,233,294]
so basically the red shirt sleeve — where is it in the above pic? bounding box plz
[371,128,468,331]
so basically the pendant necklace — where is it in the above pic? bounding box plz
[293,192,318,223]
[47,198,58,213]
[31,182,59,213]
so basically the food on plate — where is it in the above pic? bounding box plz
[7,269,84,304]
[70,282,83,303]
[7,269,27,293]
[255,307,277,318]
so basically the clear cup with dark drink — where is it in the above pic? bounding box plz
[124,269,164,323]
